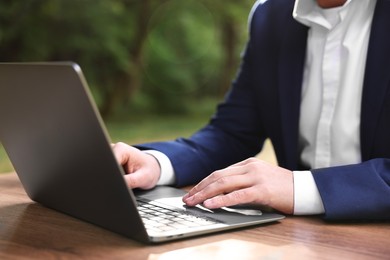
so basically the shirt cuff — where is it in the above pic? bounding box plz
[293,170,325,215]
[143,150,176,186]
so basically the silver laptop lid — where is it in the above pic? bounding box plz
[0,62,150,242]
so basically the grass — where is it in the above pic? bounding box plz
[0,147,12,173]
[107,114,209,144]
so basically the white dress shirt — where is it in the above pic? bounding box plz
[293,0,376,214]
[146,0,377,215]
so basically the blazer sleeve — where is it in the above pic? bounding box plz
[312,158,390,220]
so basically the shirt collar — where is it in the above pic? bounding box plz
[293,0,352,29]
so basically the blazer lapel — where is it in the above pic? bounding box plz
[277,21,308,169]
[360,0,390,160]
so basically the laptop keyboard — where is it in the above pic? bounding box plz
[137,199,219,233]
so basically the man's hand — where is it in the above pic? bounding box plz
[182,158,294,214]
[111,142,161,189]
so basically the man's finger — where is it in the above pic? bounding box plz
[202,187,258,209]
[183,174,252,206]
[185,166,246,198]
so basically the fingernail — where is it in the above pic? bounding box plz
[203,199,215,208]
[184,195,195,205]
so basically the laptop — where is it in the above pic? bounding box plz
[0,62,284,243]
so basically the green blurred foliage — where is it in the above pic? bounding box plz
[0,0,255,118]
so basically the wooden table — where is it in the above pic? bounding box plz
[0,172,389,259]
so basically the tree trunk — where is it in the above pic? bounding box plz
[100,0,152,118]
[218,18,238,96]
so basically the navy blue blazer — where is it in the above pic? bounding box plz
[137,0,390,220]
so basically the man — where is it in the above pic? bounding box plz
[112,0,390,220]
